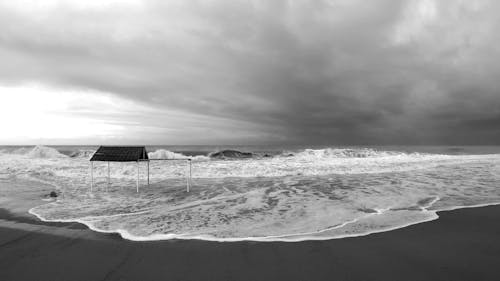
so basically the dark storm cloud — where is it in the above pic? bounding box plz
[0,0,499,144]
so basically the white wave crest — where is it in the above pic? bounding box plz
[24,145,67,159]
[291,148,418,159]
[148,149,189,159]
[148,149,209,161]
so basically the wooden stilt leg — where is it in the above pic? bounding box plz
[107,162,110,192]
[136,161,139,193]
[90,161,93,192]
[147,161,150,187]
[186,160,189,192]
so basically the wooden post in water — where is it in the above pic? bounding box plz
[90,161,93,192]
[185,160,189,192]
[136,161,139,193]
[107,161,110,192]
[147,160,150,187]
[184,159,192,192]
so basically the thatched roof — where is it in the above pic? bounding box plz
[90,146,148,162]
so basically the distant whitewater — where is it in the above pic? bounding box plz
[1,145,500,242]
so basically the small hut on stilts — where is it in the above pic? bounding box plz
[89,146,191,193]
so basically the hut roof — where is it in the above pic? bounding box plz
[90,146,149,162]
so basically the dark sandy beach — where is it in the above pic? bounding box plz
[1,205,499,281]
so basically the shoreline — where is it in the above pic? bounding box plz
[27,195,500,243]
[29,205,440,243]
[2,205,500,280]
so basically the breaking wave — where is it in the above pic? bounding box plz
[291,148,416,159]
[148,149,209,161]
[209,149,254,159]
[0,146,432,161]
[148,149,189,159]
[22,145,68,159]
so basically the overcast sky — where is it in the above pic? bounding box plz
[0,0,499,145]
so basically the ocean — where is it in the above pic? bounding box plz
[1,145,500,242]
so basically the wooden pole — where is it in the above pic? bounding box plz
[147,160,150,187]
[136,161,139,193]
[107,161,110,192]
[185,160,191,192]
[189,160,192,192]
[90,161,93,192]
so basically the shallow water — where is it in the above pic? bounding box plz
[1,145,500,241]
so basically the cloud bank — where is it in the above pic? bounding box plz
[0,0,499,144]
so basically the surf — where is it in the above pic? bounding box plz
[2,145,500,242]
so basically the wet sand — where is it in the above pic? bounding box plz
[1,204,500,281]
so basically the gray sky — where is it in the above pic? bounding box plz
[0,0,499,145]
